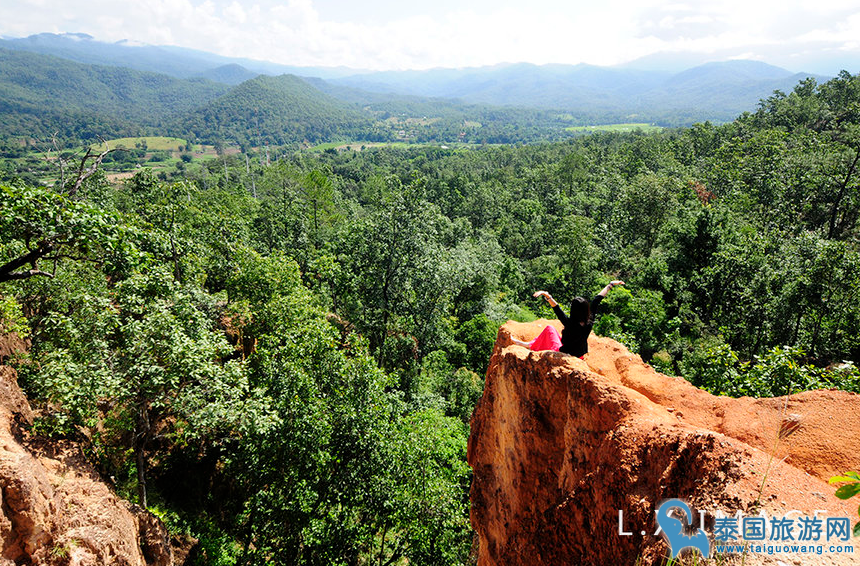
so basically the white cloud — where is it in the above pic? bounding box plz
[0,0,857,71]
[223,2,247,24]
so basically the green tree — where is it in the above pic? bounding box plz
[26,267,244,508]
[300,168,340,250]
[221,248,473,565]
[0,183,128,283]
[333,177,448,369]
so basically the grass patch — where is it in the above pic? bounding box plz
[566,123,663,133]
[94,136,189,151]
[304,141,414,152]
[385,116,440,126]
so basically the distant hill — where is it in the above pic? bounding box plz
[304,76,599,135]
[174,74,375,146]
[0,47,379,144]
[0,33,363,80]
[0,34,834,125]
[0,47,590,147]
[0,33,218,79]
[332,60,828,124]
[0,47,229,139]
[334,63,668,104]
[635,61,823,122]
[667,59,794,82]
[196,64,259,85]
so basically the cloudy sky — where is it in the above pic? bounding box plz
[2,0,859,72]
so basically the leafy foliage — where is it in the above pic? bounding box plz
[0,183,136,282]
[828,471,860,538]
[0,293,27,336]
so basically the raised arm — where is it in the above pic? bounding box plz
[534,290,568,323]
[532,290,558,307]
[597,280,625,297]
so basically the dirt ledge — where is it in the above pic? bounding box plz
[0,365,174,566]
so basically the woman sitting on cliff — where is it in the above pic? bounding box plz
[511,281,624,358]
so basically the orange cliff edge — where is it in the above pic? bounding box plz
[468,319,860,566]
[0,364,180,566]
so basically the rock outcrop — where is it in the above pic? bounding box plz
[0,365,173,566]
[468,320,860,565]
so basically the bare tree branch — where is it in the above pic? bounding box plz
[42,135,120,197]
[827,147,860,239]
[70,139,115,197]
[44,132,66,189]
[0,242,54,283]
[1,269,55,281]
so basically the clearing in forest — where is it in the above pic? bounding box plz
[566,123,663,133]
[94,136,189,151]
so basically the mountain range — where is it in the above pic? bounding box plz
[0,32,842,145]
[329,59,825,123]
[0,33,359,82]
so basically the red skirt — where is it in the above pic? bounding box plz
[527,326,586,359]
[528,325,562,352]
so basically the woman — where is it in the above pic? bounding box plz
[511,280,625,358]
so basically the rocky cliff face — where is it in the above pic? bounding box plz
[468,320,860,565]
[0,365,174,566]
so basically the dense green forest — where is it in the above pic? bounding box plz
[176,74,376,146]
[0,47,581,146]
[2,71,860,564]
[0,47,231,139]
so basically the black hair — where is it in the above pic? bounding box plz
[569,296,590,324]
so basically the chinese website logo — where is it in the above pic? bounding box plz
[619,500,855,559]
[656,499,710,558]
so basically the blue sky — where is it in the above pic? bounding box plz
[2,0,859,72]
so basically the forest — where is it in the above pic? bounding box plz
[2,44,829,151]
[0,47,581,147]
[1,71,860,564]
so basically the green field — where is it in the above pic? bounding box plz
[305,141,414,152]
[566,123,663,133]
[95,136,189,151]
[304,141,489,153]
